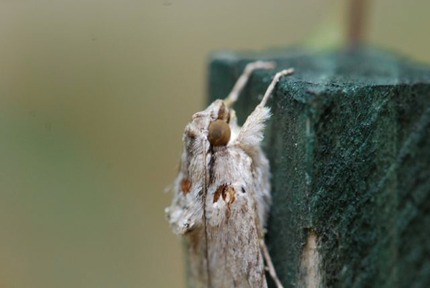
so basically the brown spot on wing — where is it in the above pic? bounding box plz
[223,186,235,204]
[213,184,236,204]
[213,184,226,203]
[181,178,192,195]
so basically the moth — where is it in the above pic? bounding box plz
[166,61,294,288]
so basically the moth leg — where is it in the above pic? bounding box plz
[260,239,284,288]
[224,61,275,107]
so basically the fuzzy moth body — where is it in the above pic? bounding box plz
[166,61,294,288]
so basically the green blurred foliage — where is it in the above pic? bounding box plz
[0,1,428,287]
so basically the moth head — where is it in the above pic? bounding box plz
[208,119,230,146]
[207,100,233,147]
[185,100,237,148]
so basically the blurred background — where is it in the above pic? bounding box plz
[0,1,428,287]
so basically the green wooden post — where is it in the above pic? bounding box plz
[208,48,430,287]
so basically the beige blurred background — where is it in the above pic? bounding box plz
[0,1,428,287]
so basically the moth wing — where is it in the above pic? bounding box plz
[205,148,268,288]
[166,134,210,235]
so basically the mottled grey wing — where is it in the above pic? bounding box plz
[206,191,267,288]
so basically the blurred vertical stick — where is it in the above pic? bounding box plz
[347,0,369,48]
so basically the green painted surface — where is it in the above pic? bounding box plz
[208,48,430,288]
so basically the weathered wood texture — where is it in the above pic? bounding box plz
[208,48,430,288]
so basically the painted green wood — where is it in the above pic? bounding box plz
[208,48,430,288]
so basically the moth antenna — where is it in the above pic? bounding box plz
[257,68,294,108]
[224,61,276,107]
